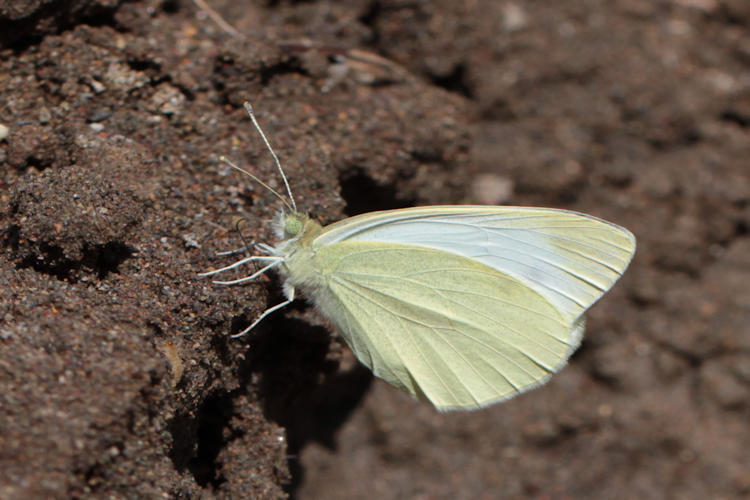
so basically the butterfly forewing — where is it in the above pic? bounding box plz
[313,206,636,320]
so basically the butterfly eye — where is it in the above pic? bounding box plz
[284,215,304,238]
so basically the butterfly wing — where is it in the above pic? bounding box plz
[314,206,636,320]
[308,240,586,411]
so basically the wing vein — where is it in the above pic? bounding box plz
[337,269,565,324]
[332,275,555,381]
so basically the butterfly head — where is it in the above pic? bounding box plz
[273,211,324,265]
[275,211,321,241]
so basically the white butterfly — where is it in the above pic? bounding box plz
[203,103,636,411]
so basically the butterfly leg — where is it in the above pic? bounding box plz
[214,244,256,257]
[231,287,295,338]
[255,242,278,255]
[199,255,282,278]
[207,260,283,285]
[214,241,278,257]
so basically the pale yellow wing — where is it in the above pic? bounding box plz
[310,240,580,411]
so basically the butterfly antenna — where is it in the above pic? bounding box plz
[218,156,294,213]
[244,102,298,213]
[192,0,245,39]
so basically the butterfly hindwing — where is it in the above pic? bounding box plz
[309,240,579,411]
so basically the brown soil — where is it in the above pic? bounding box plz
[1,0,749,498]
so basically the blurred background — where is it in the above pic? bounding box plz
[1,1,748,498]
